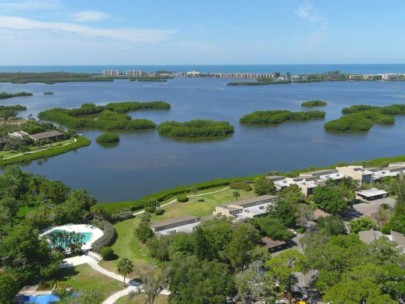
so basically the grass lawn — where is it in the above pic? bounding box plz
[101,187,256,275]
[116,294,168,304]
[0,139,75,159]
[50,264,123,298]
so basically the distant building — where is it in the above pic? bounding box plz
[8,131,30,139]
[103,70,120,76]
[349,74,363,80]
[29,130,64,142]
[382,73,398,80]
[336,166,373,185]
[125,70,143,77]
[149,216,200,236]
[213,195,279,221]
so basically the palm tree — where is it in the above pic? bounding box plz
[233,191,240,200]
[117,258,134,285]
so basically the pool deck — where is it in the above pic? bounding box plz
[40,224,104,251]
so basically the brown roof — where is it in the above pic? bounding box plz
[261,237,286,249]
[149,215,199,229]
[30,130,63,140]
[313,208,330,219]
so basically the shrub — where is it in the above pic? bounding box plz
[92,220,117,252]
[100,247,116,261]
[197,198,205,202]
[145,206,156,213]
[155,209,165,215]
[110,211,134,223]
[96,133,120,144]
[177,195,189,202]
[230,182,252,191]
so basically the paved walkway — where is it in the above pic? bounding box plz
[62,253,170,304]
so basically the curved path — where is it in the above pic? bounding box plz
[134,186,230,216]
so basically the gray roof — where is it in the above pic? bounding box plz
[229,195,278,208]
[300,169,338,176]
[358,230,383,244]
[149,215,199,229]
[266,175,286,182]
[356,188,388,198]
[30,130,63,140]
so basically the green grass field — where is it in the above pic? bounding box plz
[100,187,256,275]
[116,294,168,304]
[52,264,123,298]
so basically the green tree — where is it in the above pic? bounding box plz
[1,224,62,283]
[0,273,19,304]
[138,264,167,304]
[313,185,348,214]
[235,262,276,304]
[254,216,294,241]
[166,255,234,304]
[394,174,405,216]
[226,223,260,270]
[269,199,297,227]
[117,258,134,284]
[349,217,377,234]
[295,203,314,227]
[135,222,154,244]
[233,191,240,200]
[266,249,304,293]
[61,189,97,223]
[317,216,346,236]
[254,176,275,195]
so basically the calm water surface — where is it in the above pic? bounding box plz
[1,78,405,202]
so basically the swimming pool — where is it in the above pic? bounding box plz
[20,294,60,304]
[46,230,93,249]
[40,224,103,251]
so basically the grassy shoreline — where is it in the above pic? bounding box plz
[100,153,405,212]
[0,136,90,166]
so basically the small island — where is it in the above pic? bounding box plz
[240,110,325,125]
[43,91,54,95]
[38,101,170,131]
[0,91,32,99]
[301,100,327,108]
[157,119,235,139]
[96,133,120,144]
[324,104,405,133]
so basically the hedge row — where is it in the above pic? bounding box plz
[230,182,252,191]
[92,220,117,252]
[99,175,256,214]
[0,136,91,167]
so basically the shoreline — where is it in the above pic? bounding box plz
[99,152,405,213]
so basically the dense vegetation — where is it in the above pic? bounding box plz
[157,119,234,138]
[240,110,325,125]
[325,104,405,132]
[0,91,32,99]
[0,105,27,121]
[0,72,114,84]
[96,133,120,144]
[38,101,169,130]
[301,100,327,108]
[0,168,107,303]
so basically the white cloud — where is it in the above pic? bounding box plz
[73,11,109,22]
[295,1,322,24]
[0,16,176,43]
[0,0,61,11]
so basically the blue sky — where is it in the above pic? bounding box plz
[0,0,404,65]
